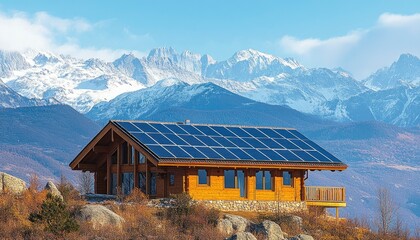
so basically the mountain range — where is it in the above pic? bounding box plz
[0,48,419,127]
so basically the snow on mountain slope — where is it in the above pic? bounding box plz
[0,79,52,108]
[324,85,420,127]
[212,67,366,114]
[0,50,31,77]
[204,49,302,81]
[364,53,420,90]
[1,51,145,113]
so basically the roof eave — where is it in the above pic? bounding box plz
[157,159,348,171]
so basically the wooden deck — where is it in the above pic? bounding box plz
[304,186,346,207]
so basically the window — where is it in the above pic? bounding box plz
[224,170,235,188]
[122,142,128,164]
[198,169,209,185]
[122,172,134,195]
[111,173,117,195]
[169,173,175,186]
[150,173,157,195]
[224,170,246,196]
[129,146,135,165]
[138,151,146,164]
[256,171,272,190]
[138,172,146,193]
[283,171,292,186]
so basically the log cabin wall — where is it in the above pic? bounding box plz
[95,139,304,201]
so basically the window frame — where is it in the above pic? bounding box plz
[256,170,273,191]
[282,171,293,187]
[197,169,209,186]
[169,173,175,186]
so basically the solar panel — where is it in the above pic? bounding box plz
[114,121,343,165]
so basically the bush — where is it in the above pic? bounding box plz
[29,193,79,235]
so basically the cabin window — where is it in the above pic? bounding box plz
[122,172,134,195]
[122,142,128,164]
[256,170,272,190]
[111,151,117,164]
[198,169,209,185]
[224,170,235,188]
[138,151,146,164]
[169,173,175,186]
[283,171,292,186]
[129,146,135,165]
[138,172,146,193]
[150,173,157,195]
[111,173,117,195]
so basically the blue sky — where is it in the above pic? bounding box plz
[0,1,419,78]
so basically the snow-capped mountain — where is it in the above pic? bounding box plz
[324,85,420,127]
[204,49,302,81]
[0,50,31,78]
[364,53,420,90]
[0,79,52,108]
[1,48,419,127]
[1,51,144,113]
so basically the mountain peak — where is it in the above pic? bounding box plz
[147,47,177,59]
[396,53,420,65]
[231,49,276,62]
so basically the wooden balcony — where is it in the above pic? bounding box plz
[304,186,346,207]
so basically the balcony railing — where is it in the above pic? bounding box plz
[305,186,346,203]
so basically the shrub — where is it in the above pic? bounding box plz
[29,193,79,235]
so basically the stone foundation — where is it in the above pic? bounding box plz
[148,198,307,213]
[198,200,307,213]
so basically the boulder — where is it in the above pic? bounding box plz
[288,234,314,240]
[44,181,63,201]
[0,172,26,194]
[75,204,125,229]
[252,220,286,240]
[224,214,253,232]
[281,215,303,230]
[217,218,234,236]
[228,232,257,240]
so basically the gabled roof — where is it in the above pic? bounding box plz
[109,120,347,170]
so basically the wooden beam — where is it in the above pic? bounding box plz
[69,123,113,169]
[77,163,96,172]
[106,154,111,195]
[157,161,347,171]
[93,145,112,153]
[117,145,121,194]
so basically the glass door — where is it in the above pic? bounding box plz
[237,170,246,198]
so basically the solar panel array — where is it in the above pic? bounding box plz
[115,121,342,164]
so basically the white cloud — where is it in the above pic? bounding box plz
[278,13,420,79]
[0,10,144,61]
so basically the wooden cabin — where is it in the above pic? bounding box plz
[70,120,347,212]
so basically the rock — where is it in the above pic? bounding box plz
[252,220,285,240]
[0,172,26,194]
[224,214,253,232]
[288,234,314,240]
[44,181,63,201]
[281,215,303,230]
[75,204,125,229]
[217,218,234,236]
[228,232,257,240]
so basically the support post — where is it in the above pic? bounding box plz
[106,154,111,194]
[145,157,149,194]
[117,145,121,194]
[335,207,339,220]
[134,148,138,188]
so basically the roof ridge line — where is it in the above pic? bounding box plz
[110,120,297,130]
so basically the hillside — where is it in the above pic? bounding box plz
[0,105,100,182]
